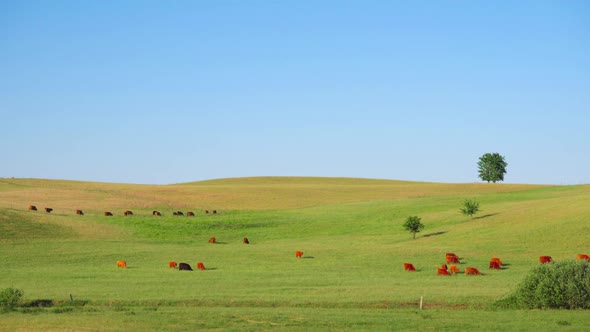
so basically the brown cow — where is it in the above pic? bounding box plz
[45,207,53,213]
[76,210,84,215]
[295,250,304,258]
[465,267,481,275]
[403,263,416,272]
[124,210,133,216]
[116,260,127,268]
[178,262,192,271]
[196,262,206,270]
[437,267,450,276]
[169,261,177,269]
[187,211,195,216]
[28,205,38,211]
[173,211,178,216]
[449,264,460,274]
[489,261,501,270]
[446,253,460,264]
[491,257,503,266]
[539,256,552,264]
[205,210,209,214]
[243,237,250,244]
[176,211,184,216]
[576,254,590,262]
[153,211,162,216]
[104,211,113,216]
[212,210,217,214]
[208,237,216,244]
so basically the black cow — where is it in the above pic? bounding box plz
[178,262,193,271]
[45,208,53,213]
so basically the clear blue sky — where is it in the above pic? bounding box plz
[1,1,589,185]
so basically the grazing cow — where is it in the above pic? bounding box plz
[76,210,84,215]
[187,211,195,216]
[403,263,416,272]
[208,237,216,243]
[173,211,178,216]
[153,211,162,216]
[449,265,460,274]
[124,210,133,216]
[576,254,590,262]
[116,260,127,268]
[243,237,250,244]
[196,262,206,270]
[178,262,193,271]
[489,261,502,270]
[446,253,460,264]
[465,267,481,275]
[45,207,53,213]
[104,211,113,216]
[169,261,177,269]
[491,257,503,266]
[176,211,184,216]
[440,264,448,271]
[539,256,552,264]
[212,210,217,214]
[437,267,450,276]
[28,205,38,211]
[205,210,209,214]
[295,250,304,258]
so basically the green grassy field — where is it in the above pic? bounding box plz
[1,177,589,331]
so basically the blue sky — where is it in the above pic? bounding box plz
[1,1,589,185]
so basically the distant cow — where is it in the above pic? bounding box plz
[196,262,206,270]
[403,263,416,272]
[153,211,161,216]
[173,211,178,216]
[204,210,209,214]
[489,261,501,270]
[104,211,113,216]
[116,260,127,268]
[437,267,450,276]
[76,210,84,215]
[178,262,192,271]
[212,210,217,214]
[45,207,53,213]
[176,211,184,216]
[295,250,304,258]
[187,211,195,216]
[28,205,37,211]
[490,257,503,266]
[243,237,250,244]
[208,237,216,243]
[446,253,460,264]
[169,261,177,269]
[124,210,133,216]
[449,265,460,274]
[539,256,552,264]
[465,267,481,275]
[576,254,590,262]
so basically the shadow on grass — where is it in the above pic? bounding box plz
[422,231,447,238]
[302,256,315,259]
[473,213,499,220]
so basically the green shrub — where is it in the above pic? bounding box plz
[508,260,590,309]
[0,287,24,311]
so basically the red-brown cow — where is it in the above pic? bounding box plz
[187,211,195,216]
[243,237,250,244]
[539,256,552,264]
[28,205,37,211]
[489,261,501,270]
[446,253,460,264]
[437,267,450,276]
[576,254,590,262]
[169,261,177,268]
[116,260,127,268]
[403,263,416,272]
[76,210,84,215]
[295,250,304,258]
[124,210,133,216]
[153,211,162,216]
[490,257,503,266]
[208,237,216,244]
[104,211,113,216]
[449,264,460,274]
[465,267,481,275]
[196,262,206,270]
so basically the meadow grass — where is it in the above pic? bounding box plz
[1,177,589,330]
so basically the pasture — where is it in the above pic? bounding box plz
[1,177,589,331]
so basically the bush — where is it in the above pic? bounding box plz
[0,287,24,311]
[507,260,590,309]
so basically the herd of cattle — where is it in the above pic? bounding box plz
[404,253,590,276]
[27,205,217,217]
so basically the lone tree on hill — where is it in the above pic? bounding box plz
[403,216,424,239]
[461,199,480,218]
[478,153,507,183]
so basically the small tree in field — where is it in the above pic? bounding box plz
[403,216,424,239]
[461,199,480,219]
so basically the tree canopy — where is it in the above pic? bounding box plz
[403,216,424,239]
[478,153,507,183]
